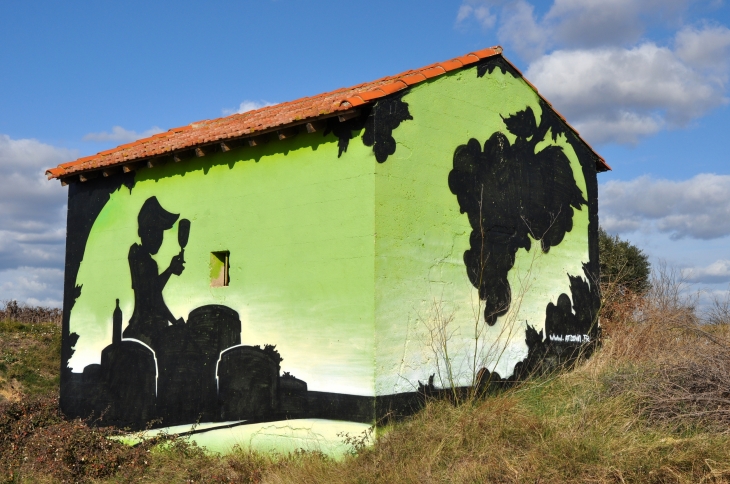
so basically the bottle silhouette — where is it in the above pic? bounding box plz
[113,299,122,345]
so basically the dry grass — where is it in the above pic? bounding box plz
[5,270,730,483]
[596,270,730,434]
[261,269,730,483]
[0,320,61,402]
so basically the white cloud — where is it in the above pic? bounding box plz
[494,0,697,55]
[457,0,699,60]
[456,1,728,144]
[82,125,163,143]
[683,259,730,284]
[0,267,64,307]
[570,111,663,145]
[526,37,728,144]
[675,24,730,74]
[600,174,730,240]
[543,0,696,49]
[456,4,474,23]
[456,1,497,29]
[0,134,72,232]
[544,0,644,47]
[498,1,548,61]
[0,134,72,306]
[222,99,276,116]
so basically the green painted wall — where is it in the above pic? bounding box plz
[69,134,377,396]
[372,69,590,394]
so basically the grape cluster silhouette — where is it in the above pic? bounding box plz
[448,106,587,325]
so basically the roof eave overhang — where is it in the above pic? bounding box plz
[46,108,362,186]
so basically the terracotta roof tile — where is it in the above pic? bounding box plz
[378,80,409,95]
[401,72,428,85]
[440,59,464,70]
[456,53,480,65]
[357,90,386,102]
[421,66,447,79]
[47,46,609,180]
[345,96,367,107]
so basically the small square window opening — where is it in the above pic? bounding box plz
[210,251,230,287]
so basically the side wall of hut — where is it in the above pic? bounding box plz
[371,59,600,400]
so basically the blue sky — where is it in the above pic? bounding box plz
[1,0,729,306]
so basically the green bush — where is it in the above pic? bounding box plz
[599,227,651,294]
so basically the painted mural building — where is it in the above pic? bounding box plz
[47,46,609,453]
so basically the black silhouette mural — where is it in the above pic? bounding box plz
[323,92,413,162]
[448,105,589,325]
[362,92,413,163]
[61,196,313,428]
[60,186,410,428]
[449,68,601,369]
[124,197,186,346]
[476,56,522,80]
[60,174,136,420]
[325,112,369,158]
[545,264,601,343]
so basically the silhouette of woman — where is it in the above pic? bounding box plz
[123,196,185,347]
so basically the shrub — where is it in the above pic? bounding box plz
[599,227,651,295]
[0,300,62,325]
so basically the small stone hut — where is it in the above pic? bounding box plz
[47,46,609,453]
